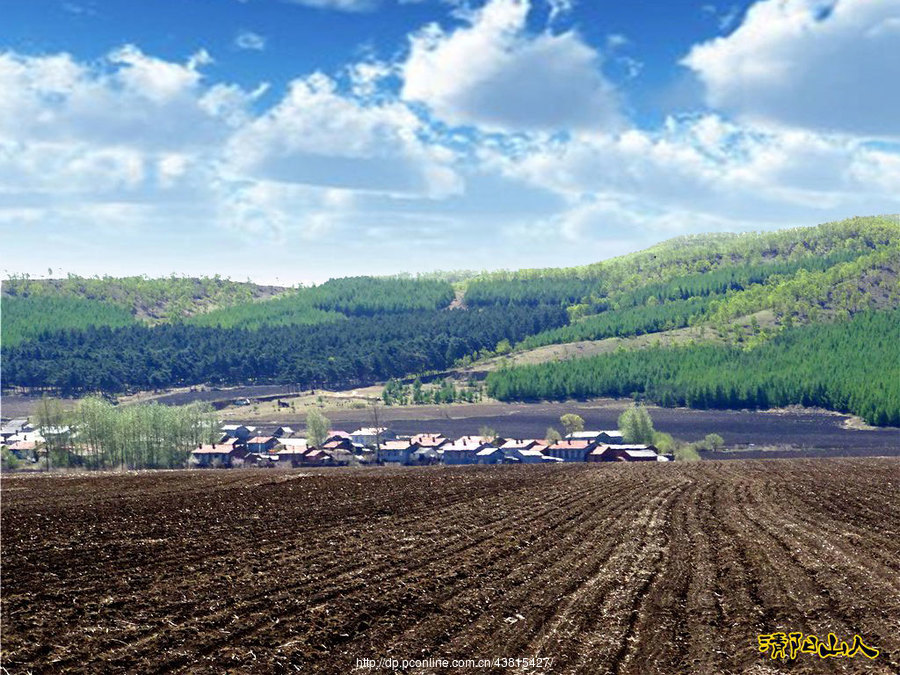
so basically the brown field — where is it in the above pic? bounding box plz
[2,460,899,674]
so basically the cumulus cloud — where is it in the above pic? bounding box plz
[401,0,621,132]
[0,45,265,221]
[0,47,258,150]
[484,115,900,238]
[684,0,900,138]
[225,73,461,197]
[0,46,462,247]
[4,19,900,279]
[529,196,761,247]
[348,60,393,97]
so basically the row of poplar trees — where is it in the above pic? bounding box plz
[35,397,218,470]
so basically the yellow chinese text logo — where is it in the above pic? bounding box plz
[758,632,878,660]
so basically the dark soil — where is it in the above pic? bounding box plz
[2,460,898,673]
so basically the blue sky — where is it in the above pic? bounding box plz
[1,0,898,284]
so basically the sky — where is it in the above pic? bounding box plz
[1,0,899,285]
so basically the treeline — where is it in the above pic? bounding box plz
[513,249,885,350]
[36,397,218,470]
[465,249,863,312]
[486,311,900,426]
[464,277,603,308]
[518,296,714,349]
[3,306,568,395]
[461,216,896,312]
[309,277,455,315]
[2,274,282,321]
[189,276,455,328]
[1,296,136,347]
[587,215,899,294]
[616,249,869,308]
[382,377,484,405]
[188,294,343,329]
[463,216,898,307]
[707,246,900,324]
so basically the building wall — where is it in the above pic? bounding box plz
[443,450,477,465]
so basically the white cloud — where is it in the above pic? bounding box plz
[547,0,574,23]
[225,72,461,197]
[0,46,260,213]
[0,46,463,254]
[684,0,900,138]
[849,149,900,194]
[234,31,267,51]
[109,45,210,103]
[0,140,145,196]
[401,0,621,132]
[348,60,392,97]
[3,25,899,281]
[0,47,257,150]
[530,197,761,247]
[484,115,900,238]
[217,181,353,240]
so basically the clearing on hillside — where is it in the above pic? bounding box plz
[1,460,898,673]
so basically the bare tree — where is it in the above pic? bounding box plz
[370,398,383,461]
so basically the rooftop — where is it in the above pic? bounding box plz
[567,430,623,440]
[517,448,546,457]
[444,439,490,451]
[278,438,308,448]
[410,433,448,446]
[547,440,593,450]
[192,444,236,455]
[590,444,658,457]
[381,440,415,450]
[501,439,546,450]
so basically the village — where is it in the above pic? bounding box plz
[1,415,671,470]
[185,424,671,468]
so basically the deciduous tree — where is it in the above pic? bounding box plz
[560,414,585,435]
[305,408,330,448]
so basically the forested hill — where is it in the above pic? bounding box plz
[0,275,455,345]
[2,215,899,424]
[1,275,288,323]
[487,310,900,427]
[463,215,899,308]
[1,276,292,345]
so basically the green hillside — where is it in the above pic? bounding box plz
[1,275,288,323]
[463,216,899,353]
[464,215,898,307]
[189,276,455,329]
[1,296,137,347]
[2,215,899,425]
[486,310,900,426]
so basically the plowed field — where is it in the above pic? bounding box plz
[2,460,898,674]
